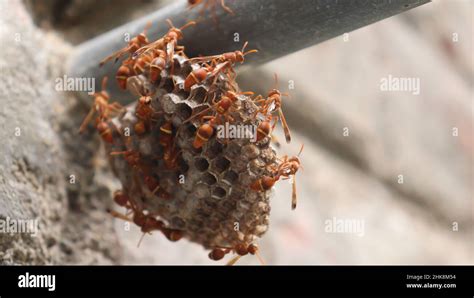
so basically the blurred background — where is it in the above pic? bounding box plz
[0,0,472,264]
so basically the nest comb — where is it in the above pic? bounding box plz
[89,23,294,264]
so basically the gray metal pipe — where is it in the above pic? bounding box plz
[67,0,430,104]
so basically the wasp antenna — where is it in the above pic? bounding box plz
[220,0,235,15]
[241,41,249,52]
[273,73,279,89]
[291,175,297,210]
[243,49,258,56]
[101,76,108,91]
[137,232,147,248]
[78,107,96,133]
[180,20,197,30]
[297,144,304,157]
[166,18,174,28]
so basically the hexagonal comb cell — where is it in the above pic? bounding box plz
[223,170,238,185]
[206,141,224,159]
[172,58,182,73]
[241,144,260,160]
[176,102,193,120]
[201,172,217,185]
[160,94,180,114]
[162,77,175,93]
[189,85,208,104]
[212,186,227,200]
[180,63,193,78]
[224,141,241,160]
[178,157,189,173]
[213,156,231,173]
[174,89,188,102]
[194,157,209,172]
[249,158,266,175]
[188,104,210,122]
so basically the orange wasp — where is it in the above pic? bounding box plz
[192,122,214,149]
[134,96,163,135]
[109,126,146,173]
[95,120,116,144]
[149,49,167,83]
[110,129,171,200]
[188,41,257,66]
[79,76,124,133]
[99,22,152,66]
[183,60,234,92]
[254,112,280,143]
[163,145,181,170]
[184,90,253,124]
[183,67,210,92]
[208,243,265,265]
[115,48,166,90]
[158,121,182,170]
[251,144,303,210]
[112,190,133,210]
[189,112,230,149]
[253,74,292,143]
[133,48,165,75]
[115,58,135,90]
[108,207,180,247]
[133,19,195,68]
[188,42,257,82]
[276,144,304,210]
[159,121,173,147]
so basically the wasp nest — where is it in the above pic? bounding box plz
[84,20,300,264]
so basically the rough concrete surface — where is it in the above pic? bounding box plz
[1,0,120,264]
[0,0,472,264]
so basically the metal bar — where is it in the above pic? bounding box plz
[67,0,430,104]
